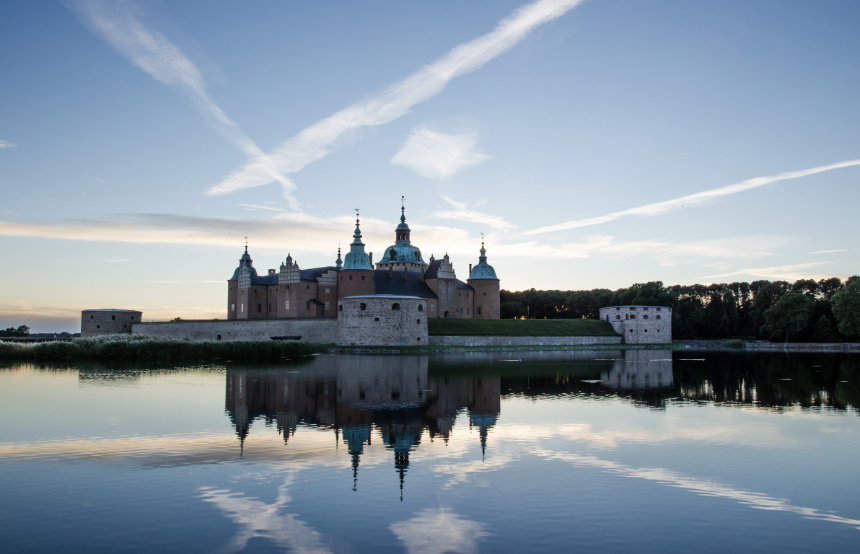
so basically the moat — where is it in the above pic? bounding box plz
[1,351,859,552]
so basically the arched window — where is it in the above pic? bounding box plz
[392,303,401,311]
[418,305,424,312]
[216,334,222,341]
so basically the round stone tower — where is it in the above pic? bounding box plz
[339,213,375,297]
[467,240,500,319]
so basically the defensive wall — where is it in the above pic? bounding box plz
[133,318,337,343]
[428,335,623,347]
[599,305,672,344]
[337,295,428,347]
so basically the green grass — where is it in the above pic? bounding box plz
[0,335,316,364]
[427,318,619,337]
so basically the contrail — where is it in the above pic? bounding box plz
[207,0,586,201]
[525,158,860,235]
[67,0,296,205]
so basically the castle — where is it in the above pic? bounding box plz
[227,203,500,321]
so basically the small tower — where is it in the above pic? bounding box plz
[339,211,375,297]
[228,243,261,320]
[467,239,500,319]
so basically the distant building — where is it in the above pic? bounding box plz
[227,203,500,321]
[599,305,672,344]
[81,309,142,337]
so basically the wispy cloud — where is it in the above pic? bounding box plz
[391,126,491,180]
[526,158,860,235]
[700,262,833,281]
[0,140,16,149]
[238,203,286,212]
[208,0,585,198]
[391,508,490,554]
[430,196,516,231]
[809,249,845,255]
[66,0,296,206]
[104,258,131,263]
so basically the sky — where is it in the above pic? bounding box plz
[1,0,859,332]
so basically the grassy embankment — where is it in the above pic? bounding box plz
[428,318,618,336]
[0,335,315,364]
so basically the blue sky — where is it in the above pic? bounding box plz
[1,0,858,332]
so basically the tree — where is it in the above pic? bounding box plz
[761,292,814,343]
[832,277,860,340]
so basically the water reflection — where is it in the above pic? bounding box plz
[225,355,501,497]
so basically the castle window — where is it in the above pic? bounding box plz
[325,288,330,294]
[617,315,621,320]
[466,308,470,315]
[306,301,310,311]
[630,315,635,319]
[306,285,309,290]
[231,304,235,312]
[97,325,100,328]
[91,315,94,319]
[629,329,633,333]
[643,307,648,311]
[392,303,400,311]
[656,308,662,311]
[431,304,436,312]
[418,305,424,312]
[615,307,620,311]
[629,307,635,311]
[285,300,290,310]
[374,317,380,322]
[338,305,343,312]
[360,303,367,311]
[644,329,648,332]
[362,276,365,280]
[216,334,221,341]
[656,315,661,320]
[477,307,482,315]
[257,303,262,312]
[643,314,649,319]
[241,304,244,312]
[111,315,115,320]
[483,292,487,297]
[268,303,272,312]
[349,276,353,281]
[325,302,330,310]
[417,319,420,324]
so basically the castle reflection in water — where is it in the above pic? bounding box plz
[224,350,673,494]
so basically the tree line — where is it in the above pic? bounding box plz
[0,325,30,337]
[500,277,860,342]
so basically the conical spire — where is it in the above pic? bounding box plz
[336,244,343,269]
[342,210,373,270]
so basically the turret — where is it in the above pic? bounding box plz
[376,197,427,274]
[467,240,500,319]
[339,212,375,297]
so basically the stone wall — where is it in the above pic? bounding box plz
[132,318,337,343]
[337,295,428,347]
[428,335,623,347]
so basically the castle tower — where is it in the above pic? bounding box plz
[339,212,375,297]
[467,240,500,319]
[376,198,427,274]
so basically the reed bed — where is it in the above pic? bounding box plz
[0,335,315,364]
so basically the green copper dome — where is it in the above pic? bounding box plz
[378,204,426,266]
[342,215,373,270]
[468,242,497,280]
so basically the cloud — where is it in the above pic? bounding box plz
[809,249,845,255]
[390,508,490,554]
[700,261,833,281]
[104,258,131,263]
[238,203,286,212]
[66,0,297,207]
[207,0,585,197]
[0,140,16,149]
[535,448,860,531]
[526,158,860,235]
[391,126,491,180]
[199,476,332,554]
[428,196,516,231]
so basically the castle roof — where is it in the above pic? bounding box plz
[468,241,498,280]
[342,214,373,271]
[377,204,426,267]
[373,269,437,298]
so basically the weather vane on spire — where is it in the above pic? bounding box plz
[244,235,248,251]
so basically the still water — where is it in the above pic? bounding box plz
[1,350,859,553]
